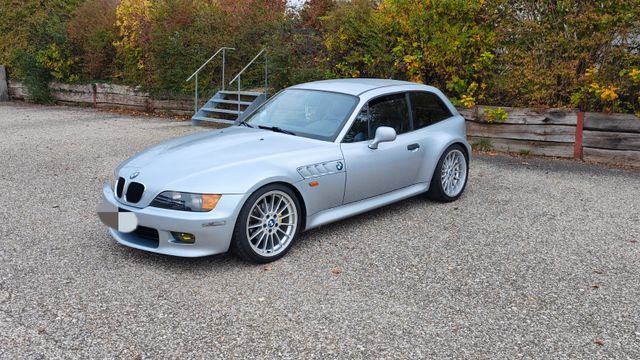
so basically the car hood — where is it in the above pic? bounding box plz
[116,126,339,200]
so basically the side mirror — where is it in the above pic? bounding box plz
[368,126,397,150]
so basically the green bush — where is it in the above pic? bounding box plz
[2,0,83,102]
[484,107,508,123]
[67,0,118,80]
[11,50,53,103]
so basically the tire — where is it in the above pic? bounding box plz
[230,184,302,263]
[426,144,469,202]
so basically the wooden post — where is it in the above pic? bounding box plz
[0,65,8,101]
[92,83,97,107]
[574,111,584,160]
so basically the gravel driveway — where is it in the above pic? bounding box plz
[1,102,639,359]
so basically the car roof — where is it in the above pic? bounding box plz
[289,78,419,96]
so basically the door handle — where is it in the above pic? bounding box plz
[407,143,420,151]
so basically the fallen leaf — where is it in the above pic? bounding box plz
[331,267,343,275]
[594,339,604,346]
[593,269,604,274]
[263,264,272,272]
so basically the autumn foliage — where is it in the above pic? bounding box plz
[1,0,639,113]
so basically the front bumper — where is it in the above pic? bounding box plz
[102,183,245,257]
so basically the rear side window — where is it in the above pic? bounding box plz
[343,93,411,143]
[410,91,452,129]
[369,93,410,135]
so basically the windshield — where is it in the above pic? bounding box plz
[244,89,359,141]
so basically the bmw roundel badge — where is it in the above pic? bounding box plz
[336,162,344,171]
[130,171,140,179]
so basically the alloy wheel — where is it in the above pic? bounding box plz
[245,190,298,257]
[440,149,467,197]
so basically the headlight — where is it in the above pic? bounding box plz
[150,191,221,212]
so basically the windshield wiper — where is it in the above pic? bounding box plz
[258,125,296,136]
[237,120,254,128]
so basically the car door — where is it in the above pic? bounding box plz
[340,92,423,204]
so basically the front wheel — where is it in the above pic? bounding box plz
[426,144,469,202]
[230,184,301,263]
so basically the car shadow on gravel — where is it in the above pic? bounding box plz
[290,195,435,252]
[110,242,241,270]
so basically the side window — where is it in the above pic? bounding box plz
[410,91,452,129]
[342,93,411,143]
[343,106,370,143]
[369,93,410,135]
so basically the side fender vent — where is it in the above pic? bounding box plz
[297,160,345,179]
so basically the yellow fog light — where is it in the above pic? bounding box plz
[172,232,196,244]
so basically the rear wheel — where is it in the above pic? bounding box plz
[427,144,469,202]
[230,184,301,263]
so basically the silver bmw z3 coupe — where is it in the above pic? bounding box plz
[100,79,470,262]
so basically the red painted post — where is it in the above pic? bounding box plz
[574,111,584,160]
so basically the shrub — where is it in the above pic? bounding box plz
[322,0,396,79]
[322,0,500,104]
[11,50,53,103]
[5,1,83,102]
[484,107,508,123]
[67,0,119,80]
[113,0,153,86]
[491,0,640,111]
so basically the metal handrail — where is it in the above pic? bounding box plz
[185,47,235,114]
[228,48,268,116]
[228,48,266,85]
[186,47,235,82]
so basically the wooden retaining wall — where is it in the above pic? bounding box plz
[458,106,578,158]
[582,112,640,166]
[7,80,193,115]
[459,106,640,167]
